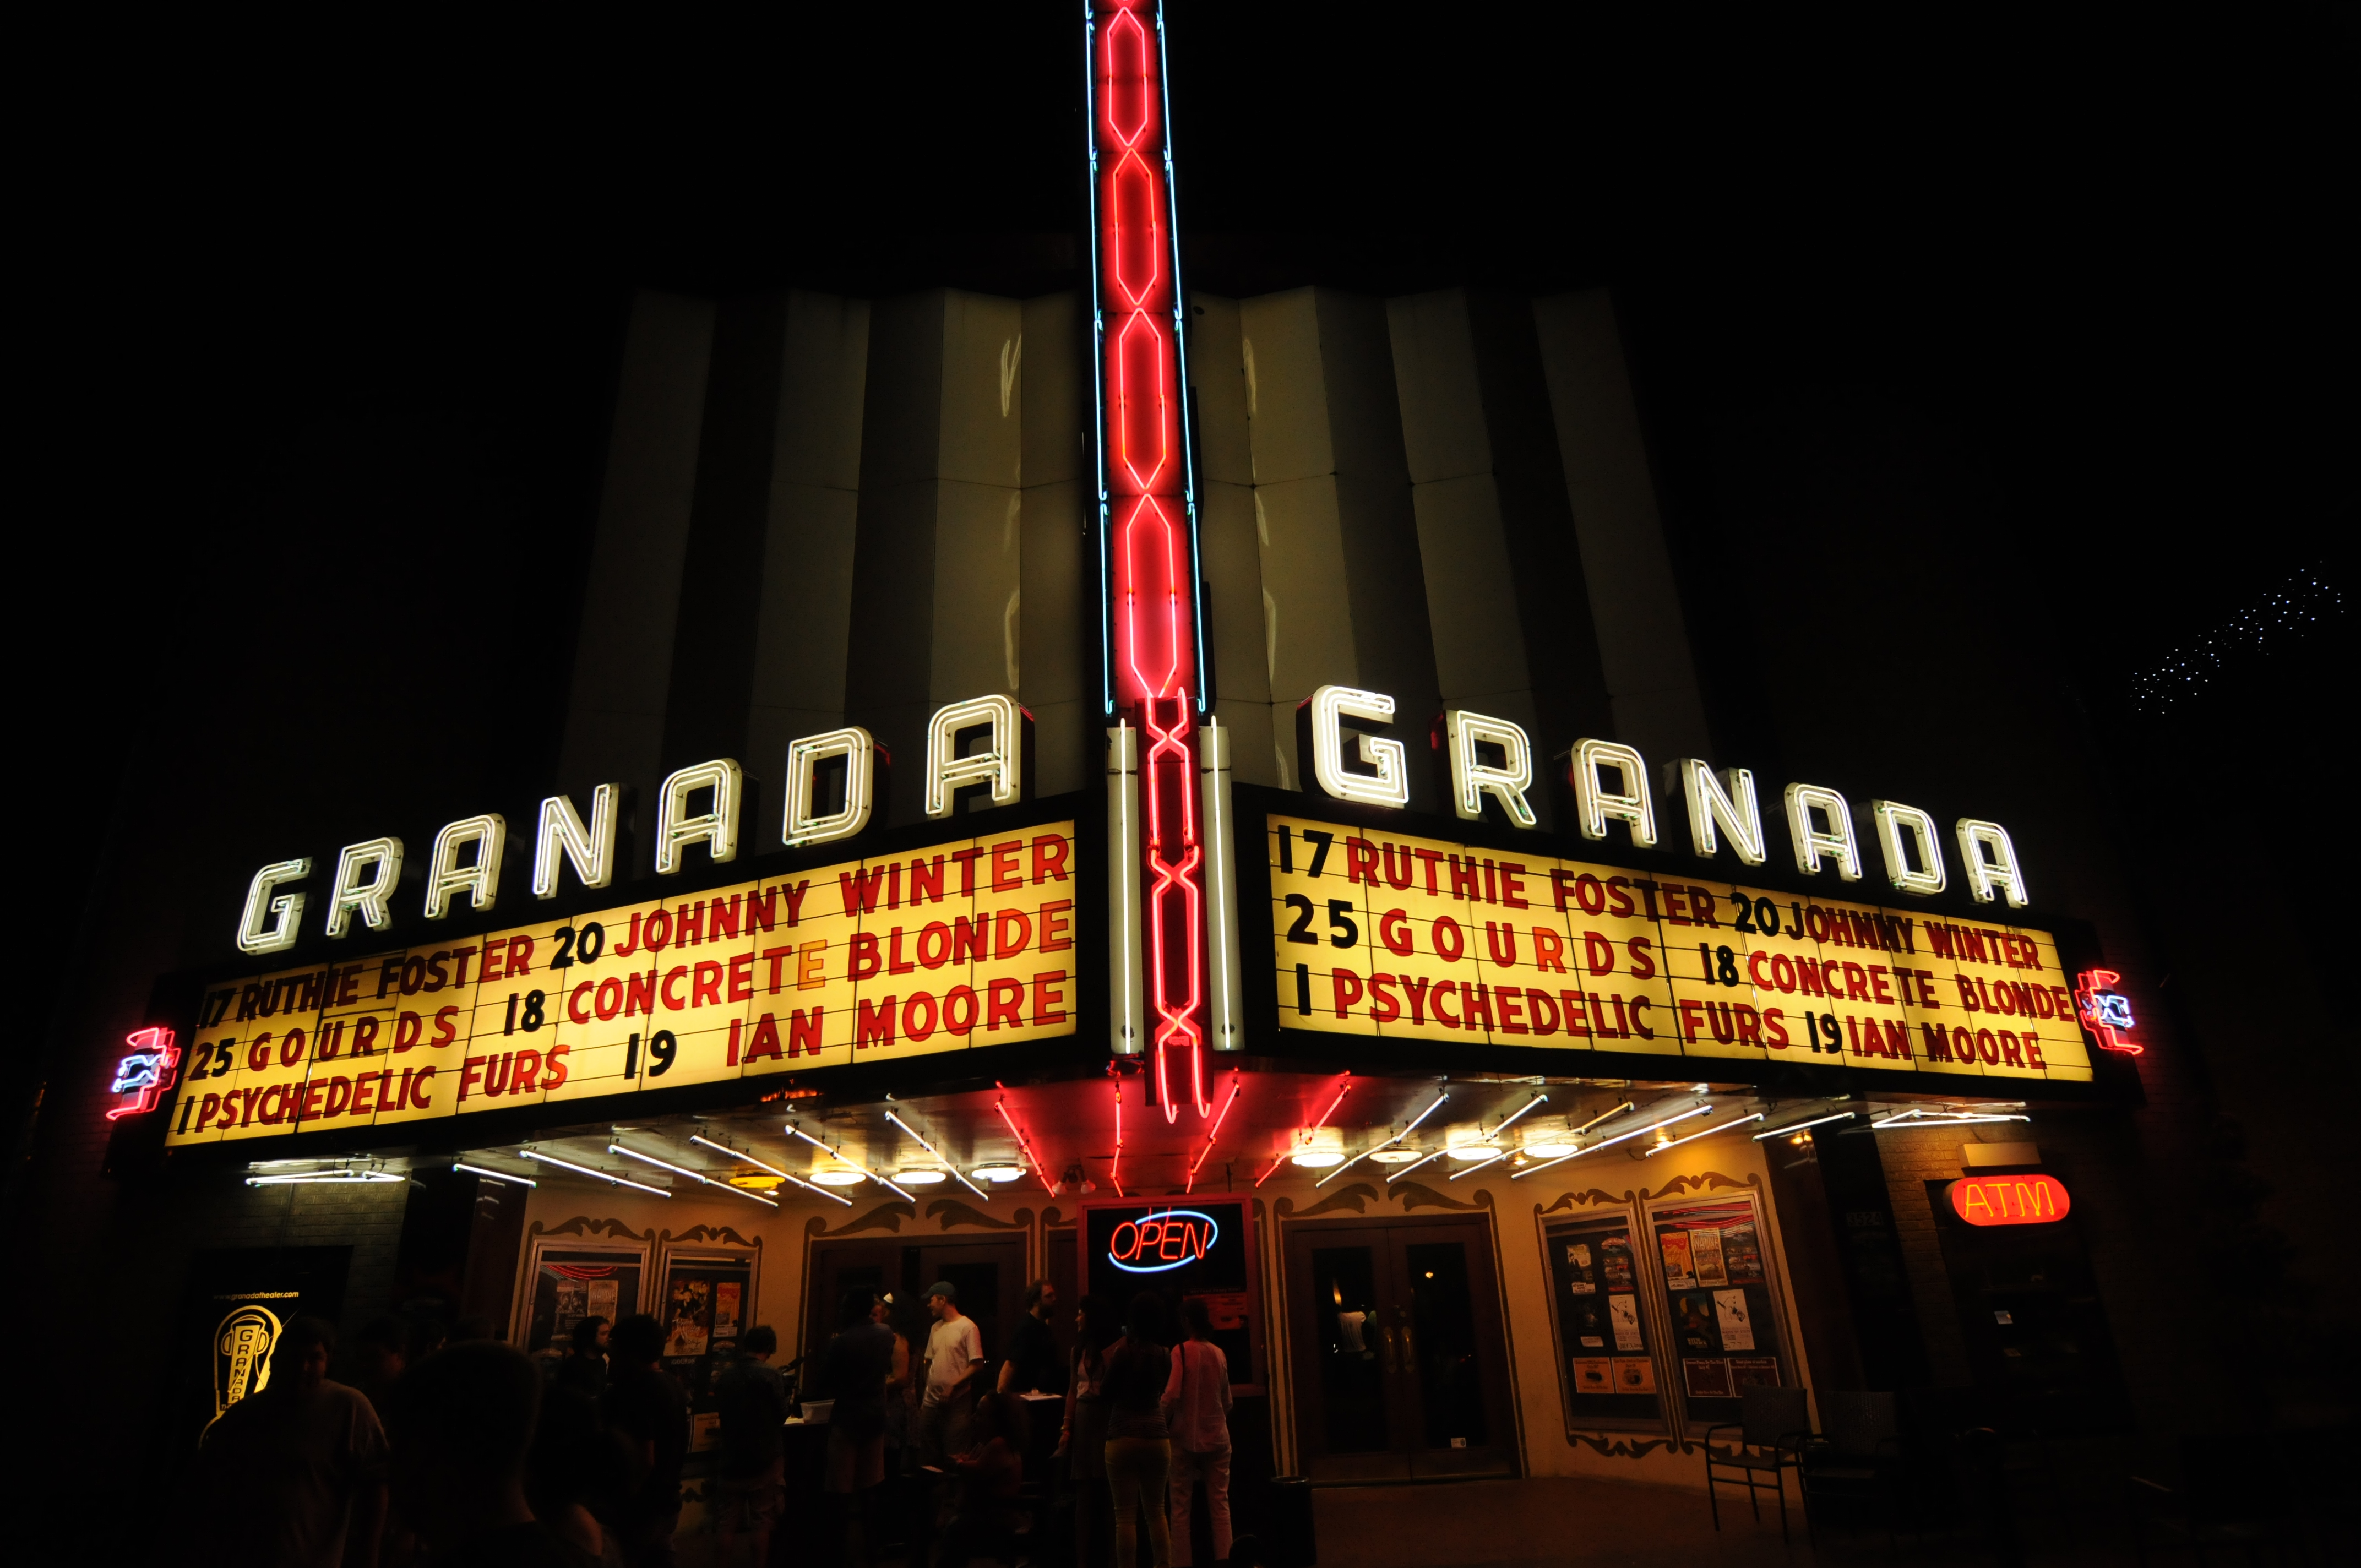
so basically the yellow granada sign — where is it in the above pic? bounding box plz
[1266,814,2090,1084]
[168,823,1078,1145]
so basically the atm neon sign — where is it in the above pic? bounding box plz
[1945,1173,2070,1227]
[1108,1208,1219,1273]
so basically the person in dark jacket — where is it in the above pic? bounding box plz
[713,1325,788,1568]
[817,1286,896,1566]
[389,1340,597,1566]
[1103,1294,1174,1568]
[555,1314,610,1401]
[601,1314,688,1568]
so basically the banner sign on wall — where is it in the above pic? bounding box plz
[168,824,1079,1146]
[1266,814,2092,1084]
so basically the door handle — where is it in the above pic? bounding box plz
[1378,1325,1400,1376]
[1398,1320,1416,1371]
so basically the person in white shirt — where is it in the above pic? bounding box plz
[1161,1297,1234,1568]
[917,1280,984,1463]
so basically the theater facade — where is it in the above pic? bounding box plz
[74,0,2176,1536]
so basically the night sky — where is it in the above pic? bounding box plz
[24,6,2353,951]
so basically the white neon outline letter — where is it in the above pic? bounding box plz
[324,837,404,938]
[1674,759,1765,864]
[1956,818,2028,907]
[1868,799,1946,896]
[1783,783,1860,881]
[237,858,310,955]
[533,786,619,898]
[784,726,877,847]
[926,695,1024,819]
[423,814,506,919]
[1308,685,1409,808]
[1570,738,1656,846]
[654,759,743,874]
[1445,710,1537,828]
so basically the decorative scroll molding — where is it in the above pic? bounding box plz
[926,1199,1030,1232]
[1042,1207,1069,1231]
[1275,1184,1379,1220]
[1639,1170,1758,1202]
[1569,1431,1690,1461]
[805,1201,915,1238]
[1252,1197,1265,1223]
[1391,1181,1486,1213]
[665,1224,762,1250]
[529,1216,653,1244]
[1537,1188,1630,1216]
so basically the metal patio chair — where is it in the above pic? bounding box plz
[1799,1390,1903,1545]
[1705,1384,1813,1544]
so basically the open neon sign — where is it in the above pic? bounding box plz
[1108,1208,1219,1273]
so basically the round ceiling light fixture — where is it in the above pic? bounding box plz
[1522,1140,1579,1158]
[1368,1148,1425,1164]
[1445,1144,1500,1162]
[1290,1149,1345,1168]
[808,1168,866,1187]
[896,1168,948,1186]
[972,1163,1026,1184]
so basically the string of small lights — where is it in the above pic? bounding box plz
[2128,565,2341,717]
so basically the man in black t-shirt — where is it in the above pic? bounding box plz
[601,1314,689,1568]
[997,1277,1065,1396]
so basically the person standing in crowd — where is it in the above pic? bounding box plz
[190,1315,388,1568]
[601,1313,688,1568]
[917,1280,983,1463]
[998,1277,1065,1396]
[389,1340,596,1566]
[1103,1294,1174,1568]
[874,1292,918,1562]
[818,1286,896,1566]
[556,1315,610,1400]
[1162,1299,1234,1568]
[526,1375,632,1564]
[1056,1294,1118,1568]
[934,1393,1026,1568]
[347,1316,408,1424]
[713,1325,788,1568]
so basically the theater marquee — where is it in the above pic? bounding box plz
[167,823,1079,1146]
[1265,814,2092,1084]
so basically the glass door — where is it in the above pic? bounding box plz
[1283,1218,1514,1480]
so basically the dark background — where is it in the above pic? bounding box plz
[19,4,2352,1135]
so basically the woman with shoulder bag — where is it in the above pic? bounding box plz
[1161,1297,1234,1567]
[1102,1293,1176,1568]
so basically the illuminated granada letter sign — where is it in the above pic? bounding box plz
[1107,1208,1220,1273]
[1945,1173,2071,1227]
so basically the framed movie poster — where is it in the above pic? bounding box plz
[1540,1208,1663,1430]
[517,1227,650,1353]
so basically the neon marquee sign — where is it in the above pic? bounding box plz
[2073,969,2140,1054]
[107,1026,180,1120]
[1089,1,1210,1123]
[1107,1207,1220,1273]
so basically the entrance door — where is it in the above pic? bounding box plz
[805,1236,1027,1386]
[1283,1218,1515,1481]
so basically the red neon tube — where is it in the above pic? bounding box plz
[1185,1070,1243,1193]
[1090,1,1207,1121]
[1255,1075,1352,1188]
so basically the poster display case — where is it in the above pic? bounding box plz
[1643,1191,1792,1425]
[1541,1211,1663,1427]
[519,1231,650,1353]
[656,1230,763,1457]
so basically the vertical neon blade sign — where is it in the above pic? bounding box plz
[1089,1,1207,1120]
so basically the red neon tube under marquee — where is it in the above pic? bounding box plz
[1090,1,1207,1120]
